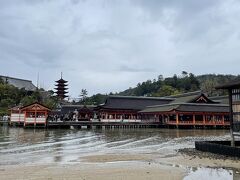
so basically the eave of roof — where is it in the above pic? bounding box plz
[165,90,202,98]
[216,80,240,89]
[61,105,97,108]
[0,75,33,82]
[101,95,174,110]
[209,95,229,105]
[108,95,174,101]
[139,103,229,113]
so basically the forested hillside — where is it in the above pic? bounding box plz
[118,72,240,97]
[83,72,240,105]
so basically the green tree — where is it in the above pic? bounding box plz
[0,78,4,84]
[154,85,179,97]
[79,89,88,105]
[20,96,36,106]
[43,97,58,109]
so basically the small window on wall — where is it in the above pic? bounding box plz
[233,114,240,121]
[232,89,240,133]
[232,89,240,101]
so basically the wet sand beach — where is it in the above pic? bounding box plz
[0,127,239,179]
[0,162,184,180]
[0,153,239,180]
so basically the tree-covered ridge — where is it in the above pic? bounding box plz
[197,74,240,96]
[118,72,200,97]
[117,72,239,97]
[80,72,240,105]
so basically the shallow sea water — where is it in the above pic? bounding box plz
[0,126,238,179]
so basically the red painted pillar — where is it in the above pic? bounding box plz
[24,111,26,127]
[45,111,47,127]
[176,113,179,125]
[203,113,206,125]
[193,114,196,125]
[34,108,37,127]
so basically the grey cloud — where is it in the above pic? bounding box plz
[0,0,240,97]
[118,65,155,73]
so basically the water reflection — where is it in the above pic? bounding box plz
[184,167,234,180]
[0,127,229,165]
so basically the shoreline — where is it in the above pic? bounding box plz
[0,151,239,180]
[0,161,185,180]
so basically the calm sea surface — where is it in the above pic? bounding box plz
[0,126,229,166]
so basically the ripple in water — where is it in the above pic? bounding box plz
[0,127,230,165]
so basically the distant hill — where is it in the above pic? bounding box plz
[118,73,240,97]
[83,72,240,105]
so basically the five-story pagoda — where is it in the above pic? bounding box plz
[55,73,68,100]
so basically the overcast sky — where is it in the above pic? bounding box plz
[1,0,240,98]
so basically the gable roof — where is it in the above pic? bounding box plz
[169,92,217,104]
[20,102,51,111]
[100,96,174,110]
[0,75,36,91]
[139,103,229,113]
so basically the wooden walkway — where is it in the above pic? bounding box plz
[2,120,230,129]
[47,121,162,129]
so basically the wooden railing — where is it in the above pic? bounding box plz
[166,120,230,126]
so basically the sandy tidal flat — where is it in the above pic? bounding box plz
[0,153,239,180]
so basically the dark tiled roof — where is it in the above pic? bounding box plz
[0,75,36,91]
[165,91,202,98]
[171,94,200,104]
[170,93,217,104]
[216,80,240,89]
[10,105,23,111]
[139,103,229,113]
[139,104,179,113]
[209,96,229,104]
[100,96,173,110]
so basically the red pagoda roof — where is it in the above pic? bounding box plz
[54,74,68,100]
[54,87,68,90]
[55,78,68,83]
